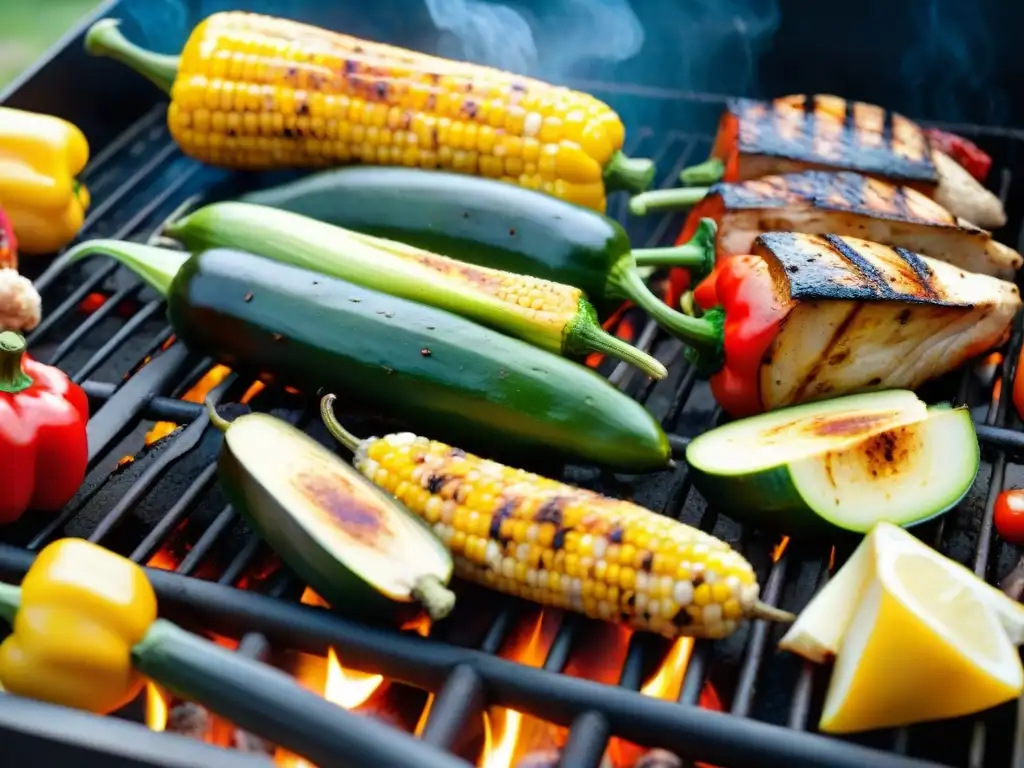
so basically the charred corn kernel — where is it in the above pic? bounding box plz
[328,421,792,640]
[87,11,657,211]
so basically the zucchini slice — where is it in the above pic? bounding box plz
[686,390,979,534]
[213,408,455,622]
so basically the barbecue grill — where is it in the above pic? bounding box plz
[2,1,1024,767]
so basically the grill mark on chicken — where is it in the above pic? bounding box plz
[756,232,969,307]
[892,246,939,299]
[713,171,961,231]
[790,304,863,403]
[727,96,938,184]
[890,186,910,219]
[822,234,897,297]
[881,108,894,149]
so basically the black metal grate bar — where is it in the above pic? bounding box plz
[558,711,610,768]
[418,665,486,750]
[71,300,166,382]
[730,556,789,718]
[128,464,219,563]
[0,547,946,768]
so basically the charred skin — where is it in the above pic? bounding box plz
[686,391,979,534]
[751,233,1020,411]
[215,412,455,624]
[683,171,1021,279]
[693,94,1006,230]
[715,95,938,190]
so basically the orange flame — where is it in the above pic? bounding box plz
[607,638,694,767]
[640,638,693,700]
[145,683,169,732]
[146,548,179,572]
[275,588,388,767]
[145,365,234,445]
[480,611,561,768]
[771,536,790,563]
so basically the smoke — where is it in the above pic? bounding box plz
[645,0,781,95]
[898,0,1008,124]
[424,0,645,80]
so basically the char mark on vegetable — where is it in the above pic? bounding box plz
[294,471,390,544]
[534,496,566,527]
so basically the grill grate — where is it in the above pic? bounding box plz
[1,84,1024,768]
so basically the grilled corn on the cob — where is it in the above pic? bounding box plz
[320,395,793,639]
[84,13,655,212]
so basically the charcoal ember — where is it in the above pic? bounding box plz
[167,702,213,741]
[514,750,560,768]
[635,749,682,768]
[514,751,613,768]
[232,728,274,754]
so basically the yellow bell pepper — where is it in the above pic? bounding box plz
[0,107,91,254]
[0,538,157,714]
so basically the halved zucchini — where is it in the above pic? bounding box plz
[685,390,979,534]
[210,405,455,622]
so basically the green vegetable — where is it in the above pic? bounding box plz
[207,400,455,622]
[164,201,667,379]
[685,390,979,534]
[236,167,715,314]
[63,240,672,472]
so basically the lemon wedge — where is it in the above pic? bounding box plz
[819,541,1023,733]
[779,522,1024,663]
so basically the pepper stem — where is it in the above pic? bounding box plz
[679,157,725,186]
[0,333,34,394]
[603,151,656,195]
[320,394,363,454]
[0,582,21,623]
[632,218,717,282]
[680,291,701,318]
[628,186,710,216]
[411,575,456,621]
[607,262,721,351]
[62,239,188,297]
[204,396,233,433]
[84,19,179,94]
[566,300,666,379]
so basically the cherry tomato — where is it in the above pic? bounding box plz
[994,489,1024,545]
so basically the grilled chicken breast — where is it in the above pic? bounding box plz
[710,95,1006,229]
[752,232,1019,411]
[689,171,1021,279]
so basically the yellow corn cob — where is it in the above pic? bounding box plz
[84,13,655,213]
[320,396,794,640]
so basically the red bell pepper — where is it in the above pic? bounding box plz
[641,252,790,417]
[701,256,789,416]
[0,331,88,522]
[925,128,992,184]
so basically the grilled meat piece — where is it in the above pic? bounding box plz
[752,232,1019,411]
[705,94,1006,229]
[685,170,1021,279]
